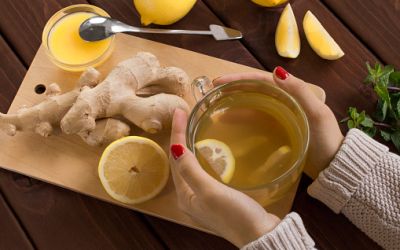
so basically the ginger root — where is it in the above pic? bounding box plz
[0,67,104,137]
[1,52,191,146]
[61,52,190,136]
[80,118,130,146]
[0,85,80,137]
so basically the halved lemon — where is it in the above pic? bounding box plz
[195,139,235,183]
[303,11,344,60]
[275,3,300,58]
[251,0,288,7]
[98,136,169,204]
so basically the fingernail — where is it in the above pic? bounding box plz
[275,66,289,80]
[171,144,185,160]
[212,76,221,84]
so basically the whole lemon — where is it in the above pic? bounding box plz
[134,0,197,26]
[251,0,288,7]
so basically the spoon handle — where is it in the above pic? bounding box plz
[113,21,213,36]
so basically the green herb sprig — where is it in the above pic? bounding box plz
[342,62,400,151]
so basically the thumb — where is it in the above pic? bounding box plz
[272,66,326,121]
[170,144,217,193]
[170,109,218,193]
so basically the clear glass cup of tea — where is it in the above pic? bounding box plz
[186,76,310,206]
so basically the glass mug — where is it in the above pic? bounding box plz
[186,76,310,206]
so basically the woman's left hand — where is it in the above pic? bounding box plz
[169,109,280,248]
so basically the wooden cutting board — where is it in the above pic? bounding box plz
[0,34,324,234]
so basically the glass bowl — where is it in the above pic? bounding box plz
[42,4,115,72]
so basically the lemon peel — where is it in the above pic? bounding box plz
[98,136,169,204]
[134,0,196,26]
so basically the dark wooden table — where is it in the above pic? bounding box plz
[0,0,398,249]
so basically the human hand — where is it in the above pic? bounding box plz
[213,67,344,179]
[170,109,280,248]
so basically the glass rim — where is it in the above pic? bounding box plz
[41,4,115,71]
[186,79,310,191]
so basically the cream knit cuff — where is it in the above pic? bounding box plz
[307,129,388,213]
[241,212,315,250]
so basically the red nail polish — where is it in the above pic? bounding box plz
[275,66,289,80]
[171,144,185,160]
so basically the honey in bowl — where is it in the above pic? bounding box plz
[48,12,111,66]
[42,4,114,71]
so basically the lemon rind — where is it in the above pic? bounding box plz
[195,139,235,184]
[98,136,169,204]
[275,3,300,58]
[303,11,344,60]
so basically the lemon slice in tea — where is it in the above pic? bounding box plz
[195,139,235,183]
[98,136,169,204]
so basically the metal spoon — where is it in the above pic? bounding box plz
[79,16,242,42]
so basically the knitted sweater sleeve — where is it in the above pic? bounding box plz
[242,129,399,250]
[308,129,400,249]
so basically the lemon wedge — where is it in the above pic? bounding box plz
[275,3,300,58]
[248,145,292,182]
[133,0,196,26]
[251,0,288,7]
[303,11,344,60]
[230,136,268,158]
[98,136,169,204]
[195,139,235,183]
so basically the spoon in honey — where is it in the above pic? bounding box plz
[79,16,243,42]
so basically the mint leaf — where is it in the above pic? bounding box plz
[379,65,394,83]
[347,120,355,129]
[357,111,366,124]
[390,71,400,86]
[345,63,400,152]
[391,131,400,151]
[349,107,357,120]
[362,126,377,137]
[396,98,400,119]
[374,83,390,103]
[361,116,374,128]
[380,130,392,141]
[375,99,388,121]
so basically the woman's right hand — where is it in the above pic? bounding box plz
[214,67,344,179]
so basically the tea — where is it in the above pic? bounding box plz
[194,92,303,190]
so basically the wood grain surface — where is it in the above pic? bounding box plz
[322,0,400,68]
[0,170,165,250]
[0,0,86,66]
[0,192,34,250]
[0,36,25,112]
[0,0,393,249]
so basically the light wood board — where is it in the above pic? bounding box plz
[0,34,324,234]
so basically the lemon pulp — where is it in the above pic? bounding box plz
[98,136,169,204]
[195,139,235,184]
[303,11,344,60]
[275,3,300,58]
